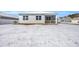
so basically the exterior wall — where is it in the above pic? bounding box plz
[18,15,45,24]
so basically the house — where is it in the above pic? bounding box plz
[67,13,79,24]
[71,17,79,24]
[0,12,18,24]
[58,16,71,24]
[18,11,58,24]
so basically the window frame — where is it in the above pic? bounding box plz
[25,16,28,20]
[36,16,38,20]
[39,16,41,20]
[23,16,25,20]
[23,16,28,20]
[36,16,41,20]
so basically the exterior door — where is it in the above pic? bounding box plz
[45,16,51,23]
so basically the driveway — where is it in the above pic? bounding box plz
[0,24,79,47]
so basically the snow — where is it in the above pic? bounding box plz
[0,24,79,47]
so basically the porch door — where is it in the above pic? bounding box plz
[45,16,51,23]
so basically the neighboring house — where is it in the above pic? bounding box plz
[59,16,71,24]
[57,17,63,23]
[67,13,79,24]
[0,12,18,24]
[18,11,58,24]
[71,17,79,24]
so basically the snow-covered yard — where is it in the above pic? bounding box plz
[0,24,79,47]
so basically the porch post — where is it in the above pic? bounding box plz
[55,15,58,24]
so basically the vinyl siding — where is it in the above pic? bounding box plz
[18,15,45,24]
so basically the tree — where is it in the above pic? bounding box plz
[67,13,79,18]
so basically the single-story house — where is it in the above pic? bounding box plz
[18,11,58,24]
[71,17,79,24]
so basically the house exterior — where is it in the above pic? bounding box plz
[18,11,57,24]
[71,17,79,24]
[58,16,71,24]
[67,13,79,24]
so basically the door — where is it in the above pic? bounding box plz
[45,16,51,24]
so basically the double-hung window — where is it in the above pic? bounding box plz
[23,16,28,20]
[36,16,41,20]
[23,16,25,20]
[25,16,28,20]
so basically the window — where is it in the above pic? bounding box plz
[23,16,25,20]
[23,16,28,20]
[36,16,41,20]
[48,17,51,20]
[52,15,55,20]
[25,16,28,20]
[45,16,51,20]
[36,16,38,20]
[39,16,41,20]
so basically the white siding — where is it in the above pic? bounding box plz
[18,15,45,24]
[18,16,23,23]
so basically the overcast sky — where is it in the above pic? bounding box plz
[0,0,79,17]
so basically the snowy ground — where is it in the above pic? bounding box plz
[0,24,79,47]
